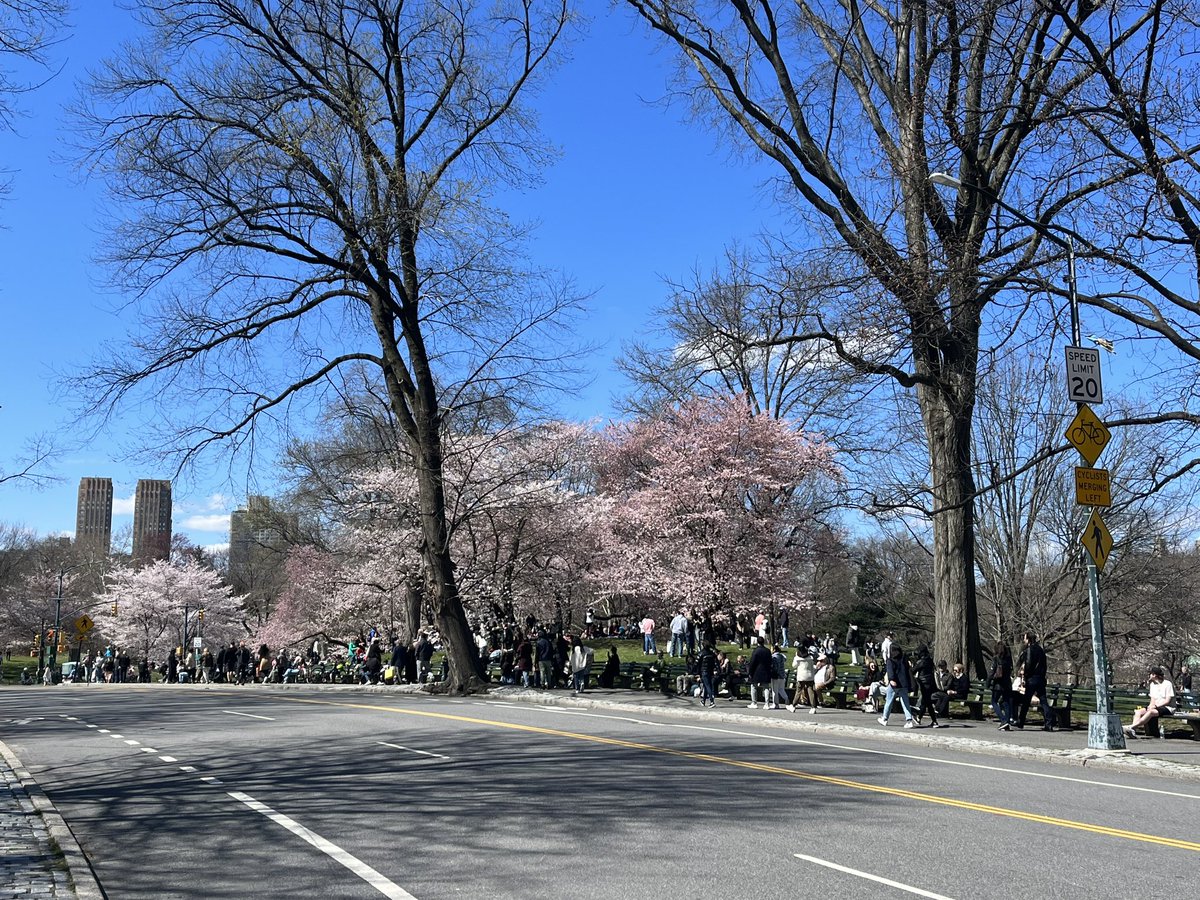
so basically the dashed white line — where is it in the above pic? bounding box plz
[139,747,158,753]
[376,741,449,761]
[109,734,124,738]
[98,729,110,734]
[85,725,97,729]
[223,710,275,721]
[795,854,955,900]
[159,756,177,763]
[124,740,139,745]
[200,775,221,784]
[180,766,197,773]
[228,791,416,899]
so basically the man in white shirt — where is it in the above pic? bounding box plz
[670,611,688,657]
[1126,666,1175,739]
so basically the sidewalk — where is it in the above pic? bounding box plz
[0,741,101,900]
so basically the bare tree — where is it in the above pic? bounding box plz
[624,0,1200,674]
[0,0,65,128]
[73,0,579,690]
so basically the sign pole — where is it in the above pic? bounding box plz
[1066,244,1125,751]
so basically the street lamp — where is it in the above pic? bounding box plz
[930,172,1125,751]
[48,563,83,685]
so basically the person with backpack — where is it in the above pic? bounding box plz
[769,644,788,709]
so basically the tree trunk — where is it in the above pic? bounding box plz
[921,386,987,678]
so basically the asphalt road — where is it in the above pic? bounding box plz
[2,685,1198,899]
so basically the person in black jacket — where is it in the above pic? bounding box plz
[912,644,944,728]
[698,642,717,707]
[1015,632,1053,730]
[990,640,1015,730]
[746,638,773,709]
[877,643,916,727]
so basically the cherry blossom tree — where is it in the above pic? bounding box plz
[99,559,244,662]
[591,394,838,616]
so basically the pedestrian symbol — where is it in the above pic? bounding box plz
[1079,509,1113,571]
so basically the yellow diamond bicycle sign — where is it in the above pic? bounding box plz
[1065,404,1110,467]
[1079,508,1113,571]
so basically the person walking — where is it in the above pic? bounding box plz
[990,640,1015,731]
[568,636,594,694]
[698,641,718,708]
[769,644,788,710]
[746,638,773,709]
[877,643,916,728]
[1015,631,1053,730]
[911,644,943,727]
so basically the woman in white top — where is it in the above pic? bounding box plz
[1126,666,1175,738]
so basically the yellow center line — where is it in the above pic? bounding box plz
[222,692,1200,854]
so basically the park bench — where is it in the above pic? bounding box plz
[1143,690,1200,740]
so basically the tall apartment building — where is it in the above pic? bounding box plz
[75,477,113,554]
[132,479,173,561]
[228,495,276,594]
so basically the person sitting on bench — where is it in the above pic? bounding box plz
[1126,666,1175,739]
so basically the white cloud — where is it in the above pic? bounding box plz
[204,493,231,512]
[181,514,230,533]
[203,542,230,555]
[112,494,136,516]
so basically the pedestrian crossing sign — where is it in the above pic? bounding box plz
[1079,509,1113,571]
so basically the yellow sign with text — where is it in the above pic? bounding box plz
[1074,467,1111,507]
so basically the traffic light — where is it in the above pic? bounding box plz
[197,609,205,623]
[111,602,119,616]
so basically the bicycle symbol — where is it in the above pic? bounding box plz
[1070,421,1108,445]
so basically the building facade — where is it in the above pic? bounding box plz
[75,477,114,555]
[132,479,173,561]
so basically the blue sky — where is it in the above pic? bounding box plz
[0,4,781,546]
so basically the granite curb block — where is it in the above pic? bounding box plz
[484,687,1200,784]
[0,739,105,900]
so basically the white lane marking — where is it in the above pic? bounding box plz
[139,747,158,753]
[528,709,1200,802]
[98,729,110,734]
[110,734,124,738]
[223,710,276,721]
[795,854,955,899]
[86,725,97,729]
[159,756,177,762]
[541,708,662,727]
[200,776,221,784]
[483,702,519,708]
[376,741,450,761]
[65,716,77,721]
[180,766,197,773]
[123,740,139,745]
[228,791,416,899]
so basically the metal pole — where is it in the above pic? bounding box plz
[1067,242,1125,750]
[49,569,65,685]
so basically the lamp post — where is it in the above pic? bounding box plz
[48,564,82,685]
[929,173,1125,751]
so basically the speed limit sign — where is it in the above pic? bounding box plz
[1064,346,1103,405]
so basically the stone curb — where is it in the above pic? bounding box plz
[0,739,106,900]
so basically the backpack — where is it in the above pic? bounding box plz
[772,653,786,679]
